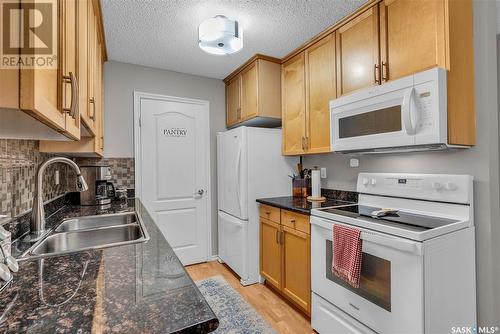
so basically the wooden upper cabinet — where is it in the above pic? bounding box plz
[0,69,19,109]
[282,33,335,155]
[95,39,104,155]
[226,76,240,128]
[336,6,380,97]
[60,0,80,139]
[305,33,336,154]
[0,0,81,140]
[379,0,447,82]
[260,218,282,290]
[240,62,258,121]
[282,53,306,155]
[224,55,281,128]
[40,0,107,156]
[282,226,311,314]
[78,0,95,134]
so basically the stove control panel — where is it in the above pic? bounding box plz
[357,173,473,204]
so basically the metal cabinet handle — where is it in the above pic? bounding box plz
[62,72,79,119]
[290,219,296,224]
[275,230,279,244]
[280,230,284,245]
[305,137,309,150]
[382,61,389,82]
[374,64,381,84]
[89,97,96,120]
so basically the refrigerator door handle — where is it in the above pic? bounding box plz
[235,144,243,214]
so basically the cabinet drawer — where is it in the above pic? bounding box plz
[259,204,281,223]
[281,210,310,235]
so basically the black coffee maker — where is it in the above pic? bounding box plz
[79,165,115,206]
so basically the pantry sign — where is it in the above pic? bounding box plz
[163,127,188,138]
[1,0,57,69]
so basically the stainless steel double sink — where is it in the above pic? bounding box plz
[20,212,150,260]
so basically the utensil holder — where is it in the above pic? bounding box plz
[292,178,311,198]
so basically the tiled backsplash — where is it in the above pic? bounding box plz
[0,139,136,220]
[0,140,71,217]
[74,157,135,189]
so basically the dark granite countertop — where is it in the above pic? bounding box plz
[256,196,354,215]
[0,199,218,334]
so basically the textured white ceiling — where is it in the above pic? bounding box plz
[101,0,367,79]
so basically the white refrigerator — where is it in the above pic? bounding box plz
[217,126,296,285]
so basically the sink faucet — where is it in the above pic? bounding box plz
[28,157,88,241]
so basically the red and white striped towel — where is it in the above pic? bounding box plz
[332,224,363,288]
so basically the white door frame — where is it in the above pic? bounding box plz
[133,91,212,262]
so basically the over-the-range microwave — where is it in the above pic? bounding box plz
[330,67,470,154]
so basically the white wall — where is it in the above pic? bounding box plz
[103,61,226,255]
[305,0,500,325]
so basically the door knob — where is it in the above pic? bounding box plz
[195,189,205,197]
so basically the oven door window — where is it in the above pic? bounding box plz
[338,105,402,139]
[326,240,391,312]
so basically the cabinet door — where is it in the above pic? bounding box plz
[282,226,310,314]
[282,53,306,155]
[379,0,446,82]
[305,33,336,154]
[336,6,380,96]
[0,69,19,109]
[78,0,95,134]
[60,0,80,139]
[226,76,240,127]
[96,42,104,155]
[240,62,258,121]
[88,0,97,133]
[260,218,282,290]
[19,7,65,137]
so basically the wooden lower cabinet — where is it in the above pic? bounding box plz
[260,218,282,290]
[259,206,311,315]
[282,226,311,314]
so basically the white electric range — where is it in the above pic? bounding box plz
[311,173,476,334]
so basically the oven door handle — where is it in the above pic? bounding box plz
[361,231,422,256]
[312,218,423,255]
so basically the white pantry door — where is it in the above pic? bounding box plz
[135,93,210,265]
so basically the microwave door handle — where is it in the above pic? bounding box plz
[402,88,417,135]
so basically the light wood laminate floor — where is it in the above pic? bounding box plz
[186,261,314,334]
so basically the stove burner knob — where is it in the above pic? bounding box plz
[362,178,369,186]
[445,182,457,191]
[371,179,377,186]
[432,182,443,190]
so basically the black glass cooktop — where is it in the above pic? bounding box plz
[319,204,459,231]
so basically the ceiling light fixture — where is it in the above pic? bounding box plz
[198,15,243,55]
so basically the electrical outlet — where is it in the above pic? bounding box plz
[55,170,59,185]
[350,158,359,168]
[320,167,327,178]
